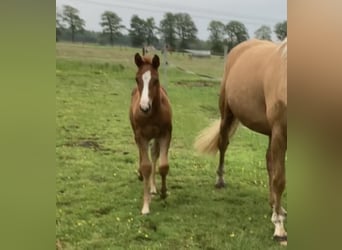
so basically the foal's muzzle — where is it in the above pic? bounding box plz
[140,104,151,113]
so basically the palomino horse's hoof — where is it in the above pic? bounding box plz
[215,182,226,189]
[274,235,287,245]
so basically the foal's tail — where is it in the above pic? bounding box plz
[194,119,239,155]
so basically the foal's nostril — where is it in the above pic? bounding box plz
[140,105,150,113]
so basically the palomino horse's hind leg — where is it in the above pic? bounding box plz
[266,137,287,215]
[266,137,274,207]
[216,111,235,188]
[269,124,287,244]
[137,138,152,214]
[150,140,160,195]
[159,133,171,199]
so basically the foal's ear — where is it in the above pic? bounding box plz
[134,53,143,68]
[152,55,160,69]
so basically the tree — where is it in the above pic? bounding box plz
[100,11,125,46]
[62,5,85,42]
[129,15,157,47]
[159,12,177,49]
[174,13,198,50]
[129,16,158,47]
[274,20,287,41]
[145,18,158,46]
[225,20,249,52]
[56,10,64,42]
[255,25,272,40]
[208,20,225,53]
[129,15,146,47]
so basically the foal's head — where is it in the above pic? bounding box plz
[134,53,160,114]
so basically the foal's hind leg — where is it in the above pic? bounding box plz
[159,132,171,199]
[216,109,236,188]
[150,139,160,195]
[269,124,287,243]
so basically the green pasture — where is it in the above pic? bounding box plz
[56,42,286,249]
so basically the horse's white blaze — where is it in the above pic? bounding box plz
[140,70,151,110]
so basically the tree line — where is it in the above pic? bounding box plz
[56,5,287,54]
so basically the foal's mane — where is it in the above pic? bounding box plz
[141,55,154,65]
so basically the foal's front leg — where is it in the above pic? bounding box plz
[137,138,152,214]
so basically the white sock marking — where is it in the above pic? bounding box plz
[271,208,287,237]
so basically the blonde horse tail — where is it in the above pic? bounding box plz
[194,118,239,155]
[194,48,240,155]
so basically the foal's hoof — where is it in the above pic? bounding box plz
[150,189,158,196]
[137,172,143,181]
[274,235,287,246]
[215,181,226,189]
[141,210,150,215]
[281,207,287,216]
[160,192,167,199]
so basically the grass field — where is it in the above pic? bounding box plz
[56,42,287,249]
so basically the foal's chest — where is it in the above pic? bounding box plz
[141,124,162,139]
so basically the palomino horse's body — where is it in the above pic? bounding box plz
[194,39,287,244]
[130,53,172,215]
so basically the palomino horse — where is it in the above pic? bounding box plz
[129,53,172,215]
[194,39,287,244]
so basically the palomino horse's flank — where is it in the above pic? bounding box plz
[194,39,288,245]
[130,53,172,215]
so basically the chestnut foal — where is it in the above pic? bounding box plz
[129,53,172,214]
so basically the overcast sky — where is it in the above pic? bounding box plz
[56,0,287,41]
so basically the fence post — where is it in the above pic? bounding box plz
[224,45,228,63]
[163,43,168,89]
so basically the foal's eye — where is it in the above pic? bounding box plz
[135,77,139,83]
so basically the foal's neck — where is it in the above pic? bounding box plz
[152,85,161,112]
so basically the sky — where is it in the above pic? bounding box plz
[56,0,287,41]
